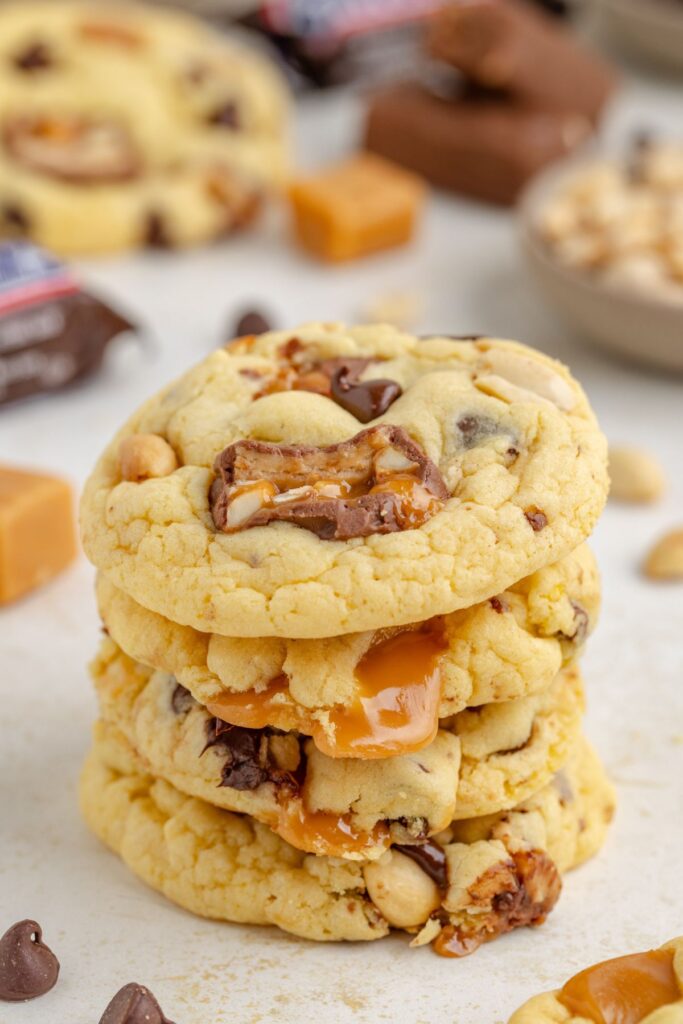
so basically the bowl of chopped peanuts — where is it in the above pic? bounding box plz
[520,139,683,372]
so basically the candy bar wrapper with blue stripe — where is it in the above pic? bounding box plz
[0,242,135,406]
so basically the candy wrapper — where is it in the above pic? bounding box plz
[0,242,135,406]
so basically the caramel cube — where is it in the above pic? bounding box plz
[0,465,77,604]
[288,153,425,262]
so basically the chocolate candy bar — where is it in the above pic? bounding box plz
[428,0,617,122]
[0,241,134,405]
[365,82,591,206]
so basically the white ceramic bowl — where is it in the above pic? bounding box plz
[598,0,683,73]
[519,156,683,372]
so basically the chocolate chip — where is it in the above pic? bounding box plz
[234,310,272,337]
[13,42,54,72]
[170,683,195,715]
[489,596,507,614]
[455,413,506,449]
[524,508,548,532]
[330,366,402,423]
[208,102,240,129]
[0,920,60,1002]
[144,212,172,249]
[569,602,589,646]
[204,719,271,791]
[98,982,175,1024]
[395,841,448,891]
[1,202,30,234]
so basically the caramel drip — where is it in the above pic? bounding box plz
[318,623,447,759]
[433,926,483,959]
[207,623,447,761]
[276,799,390,858]
[369,476,443,529]
[558,949,680,1024]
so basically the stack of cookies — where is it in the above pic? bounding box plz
[79,324,615,956]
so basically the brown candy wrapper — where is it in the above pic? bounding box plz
[0,242,135,406]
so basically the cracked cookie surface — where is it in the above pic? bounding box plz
[96,544,599,755]
[79,731,614,954]
[508,937,683,1023]
[81,325,608,639]
[0,1,288,254]
[90,638,585,858]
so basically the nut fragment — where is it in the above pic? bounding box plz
[364,849,441,928]
[643,529,683,581]
[608,446,666,503]
[477,347,576,411]
[118,434,178,482]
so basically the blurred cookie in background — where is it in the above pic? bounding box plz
[0,1,289,255]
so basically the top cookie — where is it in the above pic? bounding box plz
[81,324,608,638]
[0,2,288,254]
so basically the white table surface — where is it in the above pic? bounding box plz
[1,46,683,1024]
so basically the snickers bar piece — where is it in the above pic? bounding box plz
[365,82,591,206]
[428,0,617,123]
[0,241,133,405]
[211,424,449,540]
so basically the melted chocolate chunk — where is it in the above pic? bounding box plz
[235,310,272,337]
[208,102,240,129]
[569,602,589,645]
[456,413,508,450]
[489,596,508,614]
[203,719,303,792]
[170,682,195,715]
[330,365,402,423]
[0,920,60,1002]
[1,202,30,233]
[98,983,175,1024]
[395,841,448,891]
[145,212,172,249]
[13,42,54,72]
[524,508,548,532]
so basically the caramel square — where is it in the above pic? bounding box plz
[288,152,425,263]
[0,465,77,604]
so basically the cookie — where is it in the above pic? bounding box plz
[95,543,599,758]
[508,937,683,1023]
[90,638,584,858]
[80,326,609,638]
[0,2,288,254]
[80,731,614,956]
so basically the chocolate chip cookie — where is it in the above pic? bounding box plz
[0,1,288,254]
[90,638,584,858]
[95,544,598,758]
[81,326,608,638]
[80,728,614,957]
[508,937,683,1023]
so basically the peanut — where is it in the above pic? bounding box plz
[643,529,683,581]
[608,446,665,504]
[118,434,178,482]
[363,849,441,928]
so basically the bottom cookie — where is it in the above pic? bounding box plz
[508,937,683,1022]
[80,727,614,955]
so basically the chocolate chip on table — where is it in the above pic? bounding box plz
[0,920,60,1002]
[330,365,402,423]
[208,102,240,129]
[234,309,272,338]
[524,508,548,532]
[1,202,30,234]
[144,212,172,249]
[98,982,175,1024]
[12,41,54,72]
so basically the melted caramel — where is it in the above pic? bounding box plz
[369,476,443,529]
[433,926,483,959]
[207,624,446,760]
[276,799,390,858]
[558,949,680,1024]
[319,624,447,758]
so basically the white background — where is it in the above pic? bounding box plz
[1,28,682,1024]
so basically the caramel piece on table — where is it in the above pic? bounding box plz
[288,153,425,262]
[0,465,76,604]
